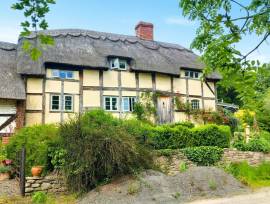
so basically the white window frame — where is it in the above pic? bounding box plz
[64,95,74,112]
[50,95,60,111]
[191,99,200,110]
[110,58,127,70]
[104,96,119,111]
[184,70,200,79]
[122,97,136,112]
[51,69,74,79]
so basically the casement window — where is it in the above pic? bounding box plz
[104,96,119,111]
[51,69,74,79]
[64,95,73,111]
[50,94,73,112]
[51,95,60,111]
[122,97,136,112]
[191,99,200,110]
[110,58,127,70]
[184,70,199,79]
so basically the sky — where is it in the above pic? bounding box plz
[0,0,269,63]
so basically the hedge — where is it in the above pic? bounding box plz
[148,124,231,149]
[182,146,224,166]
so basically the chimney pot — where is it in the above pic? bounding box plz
[135,21,154,41]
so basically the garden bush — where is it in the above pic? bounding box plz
[148,124,231,149]
[168,121,195,129]
[191,124,231,148]
[182,146,224,166]
[6,124,59,175]
[60,110,153,192]
[233,137,270,153]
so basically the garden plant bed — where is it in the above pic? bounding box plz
[79,167,249,204]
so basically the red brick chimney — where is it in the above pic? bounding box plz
[135,21,154,41]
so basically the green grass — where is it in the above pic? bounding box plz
[225,161,270,188]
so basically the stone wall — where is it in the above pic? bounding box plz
[222,148,270,165]
[25,175,67,195]
[156,149,270,175]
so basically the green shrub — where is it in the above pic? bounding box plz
[182,146,224,166]
[60,110,153,192]
[6,124,59,175]
[191,124,231,148]
[32,192,47,204]
[246,138,270,153]
[150,125,192,149]
[233,137,270,153]
[145,123,231,150]
[226,162,270,188]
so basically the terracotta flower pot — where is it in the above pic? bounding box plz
[31,166,43,177]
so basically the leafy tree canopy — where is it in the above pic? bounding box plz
[180,0,269,73]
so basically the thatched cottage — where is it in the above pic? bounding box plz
[0,22,220,134]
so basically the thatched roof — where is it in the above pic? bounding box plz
[17,29,210,76]
[0,41,25,100]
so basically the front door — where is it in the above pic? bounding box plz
[157,96,171,124]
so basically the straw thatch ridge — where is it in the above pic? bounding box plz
[0,41,25,100]
[16,29,208,76]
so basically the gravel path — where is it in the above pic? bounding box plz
[0,179,20,197]
[187,187,270,204]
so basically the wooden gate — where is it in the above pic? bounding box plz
[157,96,172,124]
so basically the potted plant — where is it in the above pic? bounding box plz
[31,166,43,177]
[0,166,11,181]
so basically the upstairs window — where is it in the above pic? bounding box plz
[110,58,127,70]
[191,99,200,110]
[122,97,136,112]
[184,70,199,79]
[52,69,74,79]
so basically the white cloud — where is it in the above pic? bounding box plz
[165,17,195,26]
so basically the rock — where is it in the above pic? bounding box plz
[27,180,35,184]
[25,183,31,187]
[41,183,52,190]
[32,183,41,188]
[25,187,34,193]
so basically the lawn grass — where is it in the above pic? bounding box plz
[225,161,270,188]
[0,194,76,204]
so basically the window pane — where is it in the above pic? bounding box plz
[112,97,118,110]
[130,97,136,111]
[52,70,59,78]
[119,60,126,69]
[122,98,129,111]
[190,71,194,78]
[191,100,199,110]
[195,72,199,78]
[66,71,74,79]
[59,71,66,79]
[65,96,73,111]
[105,97,111,110]
[185,71,189,77]
[111,58,119,69]
[51,95,60,110]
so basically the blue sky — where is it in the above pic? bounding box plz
[1,0,269,62]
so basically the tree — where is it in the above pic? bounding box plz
[180,0,270,73]
[12,0,56,60]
